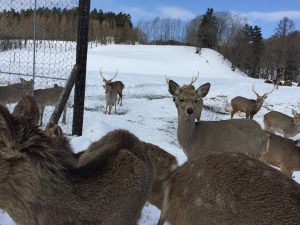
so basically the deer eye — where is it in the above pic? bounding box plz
[179,98,184,102]
[194,100,198,103]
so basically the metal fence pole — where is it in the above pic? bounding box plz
[72,0,90,136]
[32,0,37,95]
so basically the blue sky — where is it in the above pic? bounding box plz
[91,0,300,38]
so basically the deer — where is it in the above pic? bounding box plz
[0,101,154,225]
[230,84,276,119]
[100,69,125,106]
[0,78,33,106]
[12,94,40,126]
[34,84,67,126]
[262,131,300,177]
[283,79,293,86]
[167,75,268,160]
[157,152,300,225]
[264,109,300,138]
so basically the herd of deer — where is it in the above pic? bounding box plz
[0,73,300,225]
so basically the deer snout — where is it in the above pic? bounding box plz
[187,107,194,115]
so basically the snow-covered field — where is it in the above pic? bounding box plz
[1,44,300,224]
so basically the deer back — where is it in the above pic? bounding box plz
[111,81,124,93]
[34,85,64,107]
[0,79,33,105]
[231,96,258,114]
[159,152,300,225]
[262,132,300,176]
[264,111,300,137]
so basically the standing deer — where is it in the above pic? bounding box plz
[262,132,300,177]
[0,102,153,225]
[230,84,276,119]
[12,95,40,126]
[100,69,125,106]
[0,78,33,106]
[264,109,300,138]
[34,84,67,126]
[157,152,300,225]
[167,76,268,160]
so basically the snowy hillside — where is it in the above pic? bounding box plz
[1,44,300,225]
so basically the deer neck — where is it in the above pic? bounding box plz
[177,113,196,149]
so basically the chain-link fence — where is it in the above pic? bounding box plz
[0,0,83,134]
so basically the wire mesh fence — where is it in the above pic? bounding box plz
[0,0,81,134]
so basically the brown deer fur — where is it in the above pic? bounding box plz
[264,110,300,138]
[34,84,67,126]
[262,132,300,177]
[0,78,33,106]
[157,152,300,225]
[231,85,275,119]
[167,78,268,160]
[12,95,40,126]
[0,104,153,225]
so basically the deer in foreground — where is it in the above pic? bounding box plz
[157,152,300,225]
[0,102,153,225]
[264,109,300,138]
[262,132,300,177]
[34,84,67,126]
[230,84,276,119]
[12,95,40,126]
[167,76,268,160]
[0,78,33,106]
[100,69,125,106]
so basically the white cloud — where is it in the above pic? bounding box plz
[158,6,196,20]
[240,10,300,22]
[121,6,158,20]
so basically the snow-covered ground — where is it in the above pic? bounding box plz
[1,44,300,224]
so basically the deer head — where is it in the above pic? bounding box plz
[99,68,118,84]
[252,85,276,107]
[292,109,300,124]
[166,74,211,119]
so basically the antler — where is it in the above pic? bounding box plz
[99,68,107,82]
[189,72,199,86]
[108,70,118,82]
[264,85,276,96]
[251,85,260,97]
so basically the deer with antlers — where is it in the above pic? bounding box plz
[166,75,268,160]
[100,69,125,106]
[230,85,276,119]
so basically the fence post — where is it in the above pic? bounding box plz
[72,0,91,136]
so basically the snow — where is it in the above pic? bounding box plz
[1,44,300,225]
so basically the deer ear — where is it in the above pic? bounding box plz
[46,121,56,130]
[53,126,63,137]
[168,80,180,96]
[196,82,211,98]
[0,105,16,149]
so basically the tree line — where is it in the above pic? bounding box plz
[0,7,140,45]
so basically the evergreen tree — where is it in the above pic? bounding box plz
[197,8,218,49]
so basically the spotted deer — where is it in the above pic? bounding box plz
[230,85,276,119]
[34,84,67,126]
[100,69,125,106]
[264,109,300,138]
[262,132,300,177]
[167,76,268,160]
[157,152,300,225]
[0,101,153,225]
[0,78,33,106]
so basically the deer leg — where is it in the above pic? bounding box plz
[250,114,254,119]
[120,93,123,106]
[230,110,236,119]
[108,104,112,115]
[115,102,117,113]
[246,114,250,119]
[62,105,67,124]
[40,107,45,127]
[105,103,108,114]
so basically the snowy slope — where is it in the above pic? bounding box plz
[1,44,300,225]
